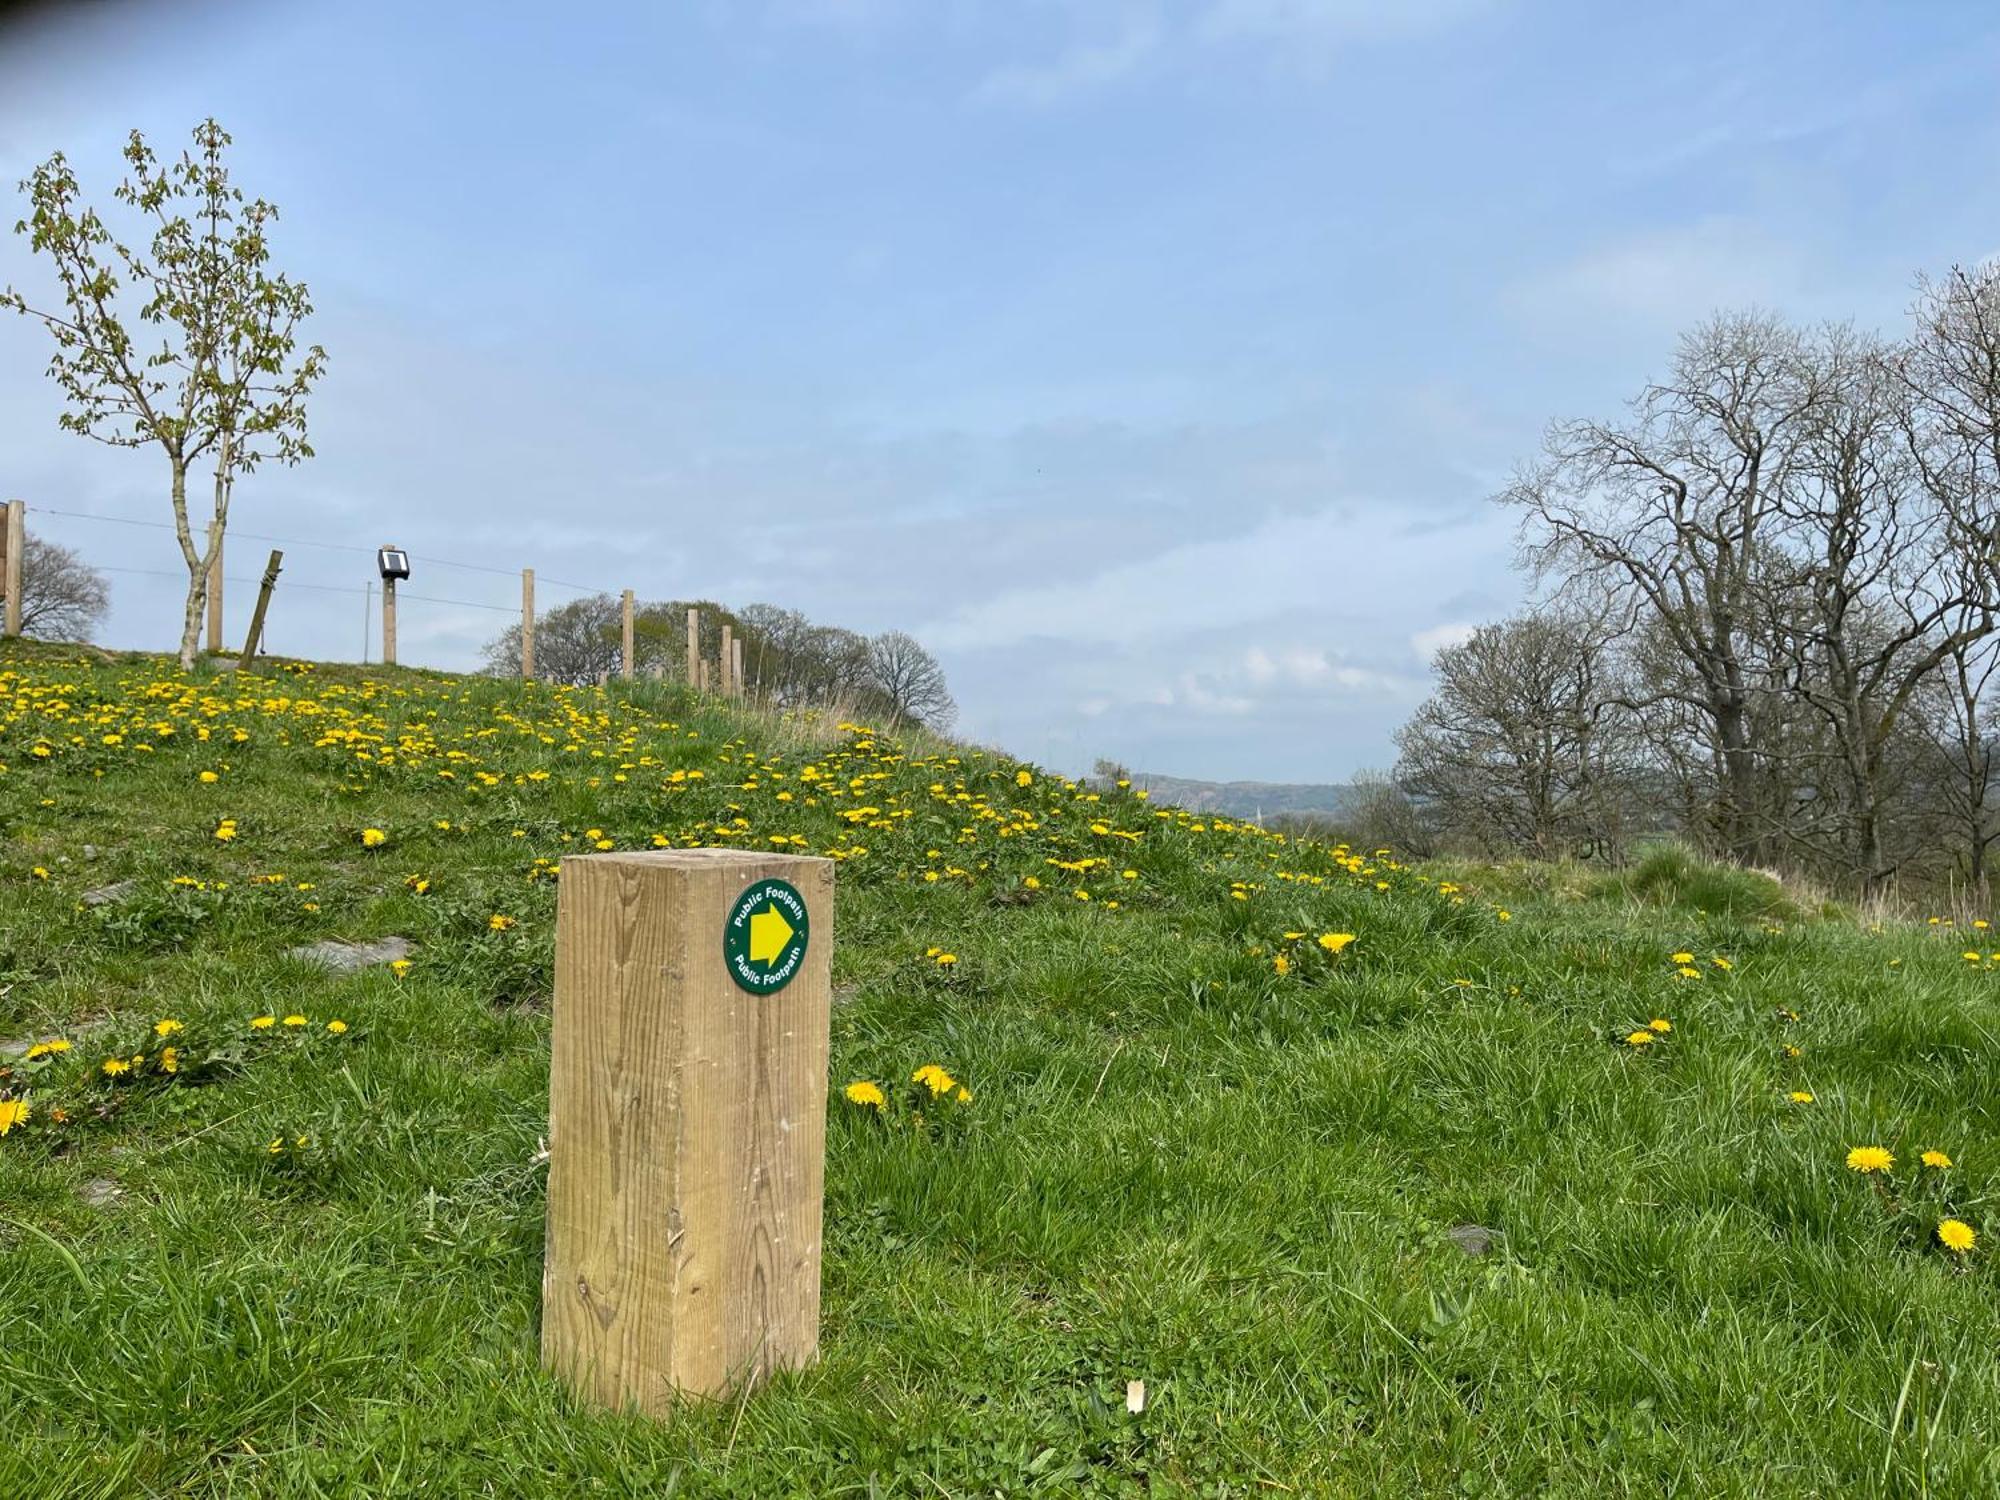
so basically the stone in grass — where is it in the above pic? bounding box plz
[286,935,415,974]
[1447,1224,1500,1258]
[81,879,138,908]
[79,1178,123,1209]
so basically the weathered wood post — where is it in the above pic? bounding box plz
[719,623,734,698]
[732,637,746,700]
[621,589,635,681]
[205,523,224,654]
[1,499,23,639]
[237,549,283,670]
[381,575,398,667]
[522,568,537,680]
[543,849,834,1413]
[685,607,699,686]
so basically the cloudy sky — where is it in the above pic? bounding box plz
[2,1,1996,780]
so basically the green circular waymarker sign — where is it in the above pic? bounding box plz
[724,877,811,995]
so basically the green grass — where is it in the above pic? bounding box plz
[0,640,1996,1497]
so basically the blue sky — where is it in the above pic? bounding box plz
[2,1,1997,780]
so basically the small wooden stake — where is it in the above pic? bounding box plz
[621,589,635,681]
[522,568,537,680]
[1,499,22,639]
[544,849,834,1413]
[382,576,398,667]
[237,549,283,670]
[686,607,699,686]
[205,524,224,654]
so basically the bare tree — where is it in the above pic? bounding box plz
[13,535,110,641]
[1500,314,1823,862]
[866,630,956,731]
[1394,609,1635,858]
[3,120,325,669]
[1763,328,1995,894]
[481,594,621,684]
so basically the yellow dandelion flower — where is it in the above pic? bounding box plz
[488,913,516,931]
[1938,1219,1977,1254]
[23,1039,70,1060]
[0,1099,28,1136]
[153,1018,184,1037]
[1624,1030,1656,1047]
[912,1064,956,1097]
[101,1057,131,1076]
[1273,954,1291,975]
[360,828,388,848]
[326,1019,348,1035]
[250,1015,276,1030]
[389,959,413,979]
[1670,951,1694,965]
[1789,1091,1815,1103]
[282,1015,307,1028]
[1015,769,1032,787]
[1845,1146,1894,1175]
[843,1080,886,1110]
[1921,1150,1953,1169]
[1647,1018,1672,1034]
[1318,932,1357,954]
[159,1046,179,1074]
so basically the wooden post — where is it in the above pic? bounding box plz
[699,658,711,694]
[1,499,22,639]
[719,623,734,699]
[544,848,833,1412]
[732,637,745,700]
[621,589,635,682]
[382,576,398,667]
[686,607,699,686]
[522,568,536,680]
[205,524,224,654]
[237,549,282,670]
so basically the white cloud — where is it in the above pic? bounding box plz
[1506,217,1802,333]
[1197,0,1488,49]
[968,20,1161,109]
[1410,621,1479,660]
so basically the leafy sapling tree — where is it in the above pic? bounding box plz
[2,119,325,669]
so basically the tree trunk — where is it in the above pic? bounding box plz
[170,460,204,670]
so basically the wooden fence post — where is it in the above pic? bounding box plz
[732,637,745,700]
[382,575,398,667]
[719,624,734,698]
[621,589,635,681]
[205,524,224,654]
[686,607,699,686]
[522,568,536,680]
[1,500,22,639]
[237,550,283,670]
[544,849,833,1412]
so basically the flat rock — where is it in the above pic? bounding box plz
[287,936,414,973]
[82,879,138,907]
[1447,1223,1499,1258]
[79,1178,123,1209]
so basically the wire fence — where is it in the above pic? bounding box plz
[1,499,713,681]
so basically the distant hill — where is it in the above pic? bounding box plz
[1120,770,1359,822]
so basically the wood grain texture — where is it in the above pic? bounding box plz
[543,849,834,1415]
[2,500,23,639]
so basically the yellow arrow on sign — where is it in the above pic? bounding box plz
[748,903,795,965]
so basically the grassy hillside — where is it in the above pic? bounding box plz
[0,642,1995,1497]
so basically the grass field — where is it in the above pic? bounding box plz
[0,641,1995,1497]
